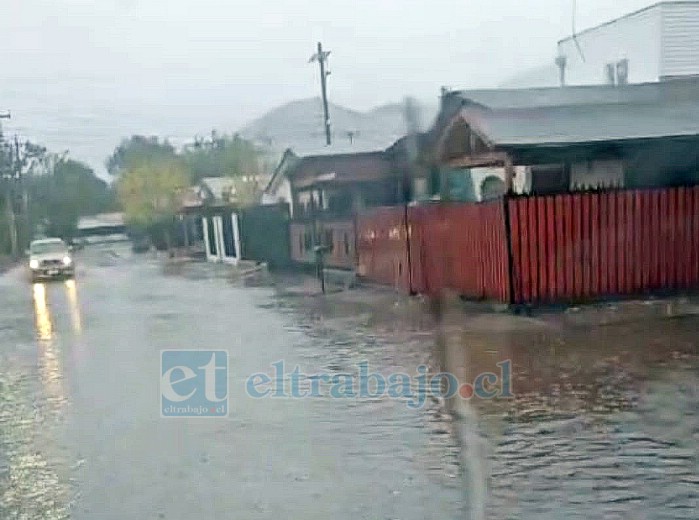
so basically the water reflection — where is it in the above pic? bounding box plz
[0,284,71,518]
[64,278,83,334]
[437,309,699,520]
[31,282,67,417]
[33,282,53,341]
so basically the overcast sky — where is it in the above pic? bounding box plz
[1,0,654,173]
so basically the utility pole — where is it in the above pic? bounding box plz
[14,135,31,249]
[309,42,332,146]
[403,97,420,295]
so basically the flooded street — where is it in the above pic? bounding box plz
[1,245,697,519]
[0,246,463,519]
[437,310,699,519]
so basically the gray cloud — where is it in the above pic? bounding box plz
[0,0,653,174]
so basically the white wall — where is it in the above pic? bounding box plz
[471,166,530,200]
[570,160,625,190]
[261,178,293,216]
[557,5,662,86]
[472,161,623,195]
[661,1,699,78]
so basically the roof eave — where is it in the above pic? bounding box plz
[499,132,699,150]
[264,148,296,194]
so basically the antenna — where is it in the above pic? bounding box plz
[572,0,586,62]
[345,130,359,144]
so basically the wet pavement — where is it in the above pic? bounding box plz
[0,244,697,519]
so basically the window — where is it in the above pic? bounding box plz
[530,164,570,195]
[343,233,350,256]
[323,229,334,252]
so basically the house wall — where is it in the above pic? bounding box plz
[470,166,531,200]
[570,160,625,190]
[289,219,356,269]
[557,5,662,86]
[661,1,699,78]
[261,178,293,216]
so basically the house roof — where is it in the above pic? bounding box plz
[263,149,297,194]
[77,212,125,230]
[289,150,392,189]
[200,177,235,201]
[462,100,699,148]
[440,78,699,150]
[264,147,394,192]
[448,77,699,110]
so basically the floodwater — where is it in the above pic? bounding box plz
[436,308,698,520]
[0,244,697,519]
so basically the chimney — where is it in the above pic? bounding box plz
[555,55,567,87]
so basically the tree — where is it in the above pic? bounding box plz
[0,135,51,253]
[106,135,176,176]
[30,158,118,241]
[117,158,190,249]
[183,132,263,182]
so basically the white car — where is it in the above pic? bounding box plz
[28,238,75,282]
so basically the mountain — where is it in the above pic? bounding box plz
[239,98,438,157]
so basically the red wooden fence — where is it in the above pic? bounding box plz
[356,202,510,301]
[508,187,699,304]
[319,186,699,305]
[356,207,411,291]
[408,202,510,301]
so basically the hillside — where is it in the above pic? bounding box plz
[239,98,438,156]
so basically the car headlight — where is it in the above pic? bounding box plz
[62,256,72,266]
[29,259,39,269]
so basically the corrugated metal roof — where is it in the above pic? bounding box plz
[200,177,235,200]
[289,151,393,188]
[462,100,699,147]
[441,78,699,148]
[451,78,699,110]
[290,140,399,157]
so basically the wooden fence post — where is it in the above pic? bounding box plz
[503,194,516,306]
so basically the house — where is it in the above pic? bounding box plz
[557,1,699,87]
[176,178,242,264]
[261,149,297,213]
[76,212,128,245]
[357,78,699,304]
[177,177,291,267]
[435,78,699,196]
[502,1,699,89]
[266,147,401,269]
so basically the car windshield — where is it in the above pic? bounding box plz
[30,242,67,254]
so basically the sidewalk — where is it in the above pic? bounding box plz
[272,270,699,331]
